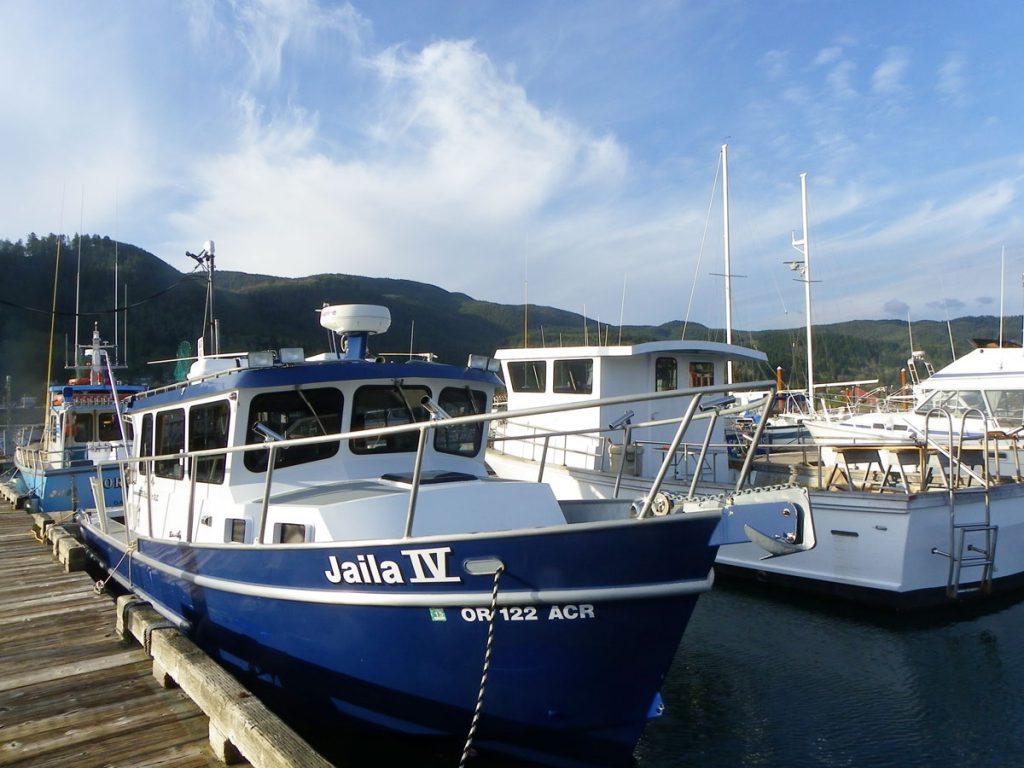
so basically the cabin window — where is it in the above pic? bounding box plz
[916,390,984,419]
[553,359,593,394]
[155,409,186,479]
[226,518,248,544]
[138,413,154,475]
[350,384,430,454]
[689,362,714,387]
[276,522,308,544]
[70,412,94,443]
[986,390,1024,427]
[244,388,343,472]
[434,387,487,456]
[189,400,231,484]
[97,411,123,441]
[506,361,546,393]
[655,358,678,391]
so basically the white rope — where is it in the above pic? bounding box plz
[93,540,137,593]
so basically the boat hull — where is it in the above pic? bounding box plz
[716,480,1024,609]
[14,462,123,513]
[79,512,721,767]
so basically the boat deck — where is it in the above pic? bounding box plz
[0,505,331,768]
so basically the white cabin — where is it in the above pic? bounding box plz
[492,340,768,483]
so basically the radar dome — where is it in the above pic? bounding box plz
[319,305,391,335]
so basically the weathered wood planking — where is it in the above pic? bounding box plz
[0,507,241,768]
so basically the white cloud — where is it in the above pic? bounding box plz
[872,47,909,95]
[937,52,967,106]
[815,46,843,66]
[166,38,632,301]
[4,2,1024,332]
[0,5,160,235]
[825,60,857,100]
[221,0,366,87]
[762,49,789,80]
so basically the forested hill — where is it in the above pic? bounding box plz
[0,234,1012,399]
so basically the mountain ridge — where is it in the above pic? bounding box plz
[0,234,1012,399]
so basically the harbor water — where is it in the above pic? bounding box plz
[296,581,1024,768]
[635,582,1024,768]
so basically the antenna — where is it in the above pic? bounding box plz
[186,240,217,356]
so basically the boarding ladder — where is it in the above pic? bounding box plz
[906,351,935,387]
[926,408,999,598]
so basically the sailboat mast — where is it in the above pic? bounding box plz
[722,144,734,384]
[789,173,814,412]
[999,246,1005,348]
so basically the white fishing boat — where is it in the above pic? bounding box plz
[488,334,1024,609]
[489,170,1024,610]
[73,246,814,768]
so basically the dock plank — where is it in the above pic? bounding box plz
[0,508,245,768]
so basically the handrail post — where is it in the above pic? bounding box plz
[146,459,154,538]
[688,411,718,499]
[403,427,429,539]
[95,465,108,534]
[611,425,632,498]
[734,389,776,491]
[637,394,702,519]
[186,465,198,543]
[536,434,551,483]
[257,446,277,544]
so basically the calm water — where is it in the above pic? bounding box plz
[636,582,1024,768]
[292,582,1024,768]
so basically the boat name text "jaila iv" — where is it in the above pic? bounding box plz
[324,546,460,585]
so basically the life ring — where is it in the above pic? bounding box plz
[68,377,89,385]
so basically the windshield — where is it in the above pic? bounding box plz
[914,388,1024,428]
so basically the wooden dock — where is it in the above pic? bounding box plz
[0,505,334,768]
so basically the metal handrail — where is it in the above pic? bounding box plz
[90,378,778,545]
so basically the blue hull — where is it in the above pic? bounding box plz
[16,464,123,513]
[80,514,721,767]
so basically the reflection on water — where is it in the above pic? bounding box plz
[636,583,1024,768]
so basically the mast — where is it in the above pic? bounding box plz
[523,254,529,348]
[114,239,119,364]
[74,191,83,373]
[722,144,734,384]
[999,246,1005,347]
[788,173,815,412]
[186,240,218,356]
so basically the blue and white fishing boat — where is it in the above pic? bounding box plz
[9,325,143,513]
[76,252,813,766]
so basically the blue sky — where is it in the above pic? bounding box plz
[2,1,1022,333]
